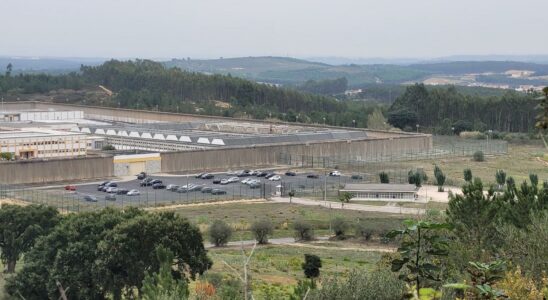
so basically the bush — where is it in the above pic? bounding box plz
[209,220,232,247]
[472,150,485,162]
[459,131,486,140]
[331,217,349,238]
[101,144,116,151]
[302,254,322,279]
[251,219,274,244]
[293,219,314,241]
[379,172,389,184]
[308,269,405,300]
[355,222,374,241]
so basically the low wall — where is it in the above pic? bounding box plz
[161,135,432,173]
[0,156,113,185]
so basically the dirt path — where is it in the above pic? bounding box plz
[143,199,268,211]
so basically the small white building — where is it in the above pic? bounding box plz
[340,183,418,202]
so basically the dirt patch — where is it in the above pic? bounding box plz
[0,198,31,207]
[213,100,231,109]
[255,274,297,285]
[143,199,268,211]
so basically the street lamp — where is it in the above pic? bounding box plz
[487,129,493,152]
[451,127,455,135]
[352,119,356,128]
[323,117,326,125]
[416,124,420,133]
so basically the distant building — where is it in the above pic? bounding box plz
[0,128,87,159]
[0,110,83,122]
[344,89,362,96]
[340,183,418,201]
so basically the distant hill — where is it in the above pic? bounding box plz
[0,57,104,74]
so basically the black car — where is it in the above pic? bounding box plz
[212,179,221,184]
[257,172,268,177]
[285,171,297,176]
[84,195,98,202]
[307,174,319,179]
[98,180,110,187]
[351,174,364,180]
[211,189,227,195]
[195,173,206,179]
[201,187,213,193]
[140,178,154,186]
[116,189,129,195]
[201,173,214,179]
[137,172,147,180]
[152,183,166,189]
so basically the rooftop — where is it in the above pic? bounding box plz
[341,183,418,193]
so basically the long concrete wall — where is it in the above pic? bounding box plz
[0,156,113,185]
[161,135,432,173]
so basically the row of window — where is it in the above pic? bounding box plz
[352,192,415,199]
[37,148,86,154]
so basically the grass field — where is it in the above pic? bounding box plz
[173,202,408,242]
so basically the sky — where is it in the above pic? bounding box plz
[1,0,547,60]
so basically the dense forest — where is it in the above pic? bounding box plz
[0,60,545,133]
[388,84,541,133]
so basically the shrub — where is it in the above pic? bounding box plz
[463,168,473,182]
[330,217,349,238]
[379,172,389,184]
[293,219,314,241]
[101,144,116,151]
[459,131,485,139]
[302,254,322,279]
[472,150,484,162]
[251,218,274,244]
[208,220,232,247]
[355,221,374,241]
[308,269,405,300]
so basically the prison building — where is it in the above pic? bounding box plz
[340,183,418,201]
[0,129,87,159]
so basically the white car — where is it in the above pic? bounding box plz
[106,187,118,193]
[246,179,260,185]
[220,179,230,185]
[227,177,240,183]
[268,175,281,181]
[127,189,140,196]
[166,184,179,191]
[329,171,342,177]
[241,178,253,184]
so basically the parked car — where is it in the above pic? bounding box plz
[195,173,206,179]
[307,174,319,179]
[236,171,250,177]
[188,184,203,192]
[211,189,227,195]
[201,173,214,179]
[268,175,281,181]
[84,195,98,202]
[220,179,229,185]
[176,187,188,193]
[127,189,140,196]
[166,184,179,191]
[64,185,76,191]
[116,189,129,195]
[201,187,213,193]
[241,178,252,184]
[137,172,147,180]
[351,174,364,180]
[329,171,341,177]
[285,171,297,176]
[249,183,261,189]
[257,172,268,177]
[98,181,110,187]
[227,177,240,183]
[106,187,118,193]
[140,178,154,186]
[105,194,116,201]
[152,183,166,189]
[212,179,222,184]
[265,173,276,179]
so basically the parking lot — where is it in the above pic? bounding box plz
[6,169,365,211]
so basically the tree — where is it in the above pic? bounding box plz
[6,63,12,77]
[0,205,59,273]
[141,247,189,300]
[387,220,452,296]
[293,219,314,241]
[495,169,507,190]
[0,152,13,160]
[102,144,116,151]
[251,218,273,244]
[302,254,322,280]
[408,169,427,188]
[446,178,499,256]
[379,171,390,184]
[535,87,548,148]
[367,108,390,130]
[434,165,446,192]
[95,211,211,299]
[338,191,352,206]
[288,190,295,203]
[331,217,349,238]
[387,108,417,130]
[463,169,473,182]
[355,221,374,241]
[209,219,233,247]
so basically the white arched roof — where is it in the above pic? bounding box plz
[197,137,210,144]
[179,136,192,142]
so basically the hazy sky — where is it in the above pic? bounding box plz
[2,0,547,59]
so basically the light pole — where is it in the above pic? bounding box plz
[416,124,419,133]
[451,127,455,136]
[323,117,326,125]
[352,119,356,128]
[487,129,492,153]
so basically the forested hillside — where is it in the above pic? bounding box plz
[388,83,540,133]
[0,60,544,133]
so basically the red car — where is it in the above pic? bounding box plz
[64,185,76,191]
